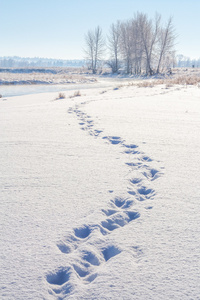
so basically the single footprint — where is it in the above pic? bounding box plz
[46,267,75,296]
[143,168,160,181]
[57,225,92,254]
[101,211,140,232]
[46,267,71,286]
[130,178,142,185]
[137,186,156,200]
[123,143,138,149]
[102,136,123,145]
[102,245,121,261]
[141,155,153,162]
[111,197,134,209]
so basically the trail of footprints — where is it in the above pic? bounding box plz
[47,103,163,298]
[47,198,140,297]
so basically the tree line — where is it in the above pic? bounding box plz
[0,57,85,68]
[176,55,200,68]
[84,12,176,75]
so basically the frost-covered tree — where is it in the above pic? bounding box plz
[120,20,133,74]
[84,12,176,75]
[84,26,105,74]
[139,13,161,75]
[129,13,144,75]
[156,17,176,73]
[107,21,121,73]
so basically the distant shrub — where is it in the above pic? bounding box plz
[69,90,81,98]
[135,74,200,88]
[100,90,107,94]
[165,83,173,89]
[171,75,200,85]
[58,92,66,99]
[137,81,154,88]
[74,90,81,97]
[0,94,2,98]
[157,75,200,86]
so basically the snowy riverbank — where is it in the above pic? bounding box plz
[0,82,200,299]
[0,68,96,86]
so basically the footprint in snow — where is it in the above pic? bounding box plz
[142,168,161,181]
[46,267,74,296]
[141,155,153,162]
[130,178,142,185]
[128,178,156,201]
[102,136,123,145]
[110,196,134,209]
[136,186,156,201]
[123,143,138,149]
[57,196,139,254]
[57,211,139,254]
[47,244,122,296]
[57,224,93,254]
[126,162,144,168]
[101,211,140,233]
[71,244,121,285]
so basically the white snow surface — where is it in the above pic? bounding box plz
[0,82,200,300]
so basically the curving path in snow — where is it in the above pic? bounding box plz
[46,96,164,298]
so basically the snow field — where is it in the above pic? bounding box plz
[0,81,200,299]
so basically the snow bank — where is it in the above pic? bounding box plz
[0,70,96,85]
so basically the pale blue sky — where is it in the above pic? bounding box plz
[1,0,199,60]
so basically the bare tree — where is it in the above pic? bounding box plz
[83,12,176,76]
[84,26,105,74]
[139,13,161,75]
[107,21,121,73]
[156,17,176,73]
[120,20,133,74]
[130,14,144,75]
[84,30,95,72]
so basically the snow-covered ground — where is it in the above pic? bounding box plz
[0,80,200,299]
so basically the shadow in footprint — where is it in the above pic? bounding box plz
[86,273,98,283]
[112,197,133,209]
[57,225,92,254]
[123,144,138,149]
[82,250,101,266]
[126,162,143,168]
[101,211,140,233]
[126,211,140,221]
[130,178,142,185]
[57,242,71,254]
[102,209,118,216]
[113,197,126,208]
[46,267,71,286]
[102,245,121,261]
[128,190,136,196]
[143,168,160,181]
[73,264,89,278]
[142,156,153,162]
[95,129,103,134]
[74,225,91,239]
[101,219,120,231]
[137,186,155,200]
[124,149,139,155]
[102,136,122,145]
